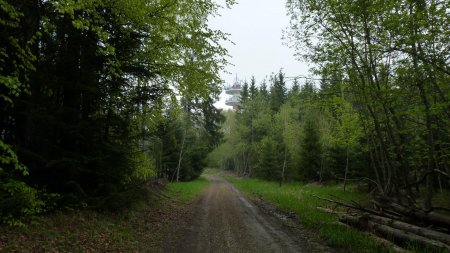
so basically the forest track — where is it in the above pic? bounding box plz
[161,175,334,253]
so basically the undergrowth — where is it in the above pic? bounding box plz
[0,177,210,252]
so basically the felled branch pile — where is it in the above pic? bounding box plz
[315,195,450,251]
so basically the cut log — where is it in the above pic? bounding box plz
[369,221,450,251]
[366,233,411,253]
[373,198,450,229]
[315,195,405,222]
[313,195,383,217]
[316,194,450,249]
[340,215,450,251]
[340,214,370,230]
[336,217,411,253]
[366,214,450,245]
[316,206,347,215]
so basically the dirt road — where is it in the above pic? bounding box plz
[162,176,333,253]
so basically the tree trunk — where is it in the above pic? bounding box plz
[408,2,438,210]
[280,145,287,187]
[176,129,187,182]
[343,146,349,191]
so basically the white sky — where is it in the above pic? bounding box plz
[209,0,310,109]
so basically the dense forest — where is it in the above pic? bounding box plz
[209,0,449,212]
[0,0,233,225]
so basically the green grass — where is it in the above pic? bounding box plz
[166,176,210,202]
[230,178,395,253]
[0,177,210,252]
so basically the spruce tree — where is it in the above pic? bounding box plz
[288,79,300,98]
[299,112,322,181]
[270,71,287,112]
[259,80,269,100]
[249,76,258,99]
[240,81,249,104]
[255,137,280,180]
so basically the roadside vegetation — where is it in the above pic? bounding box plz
[0,177,209,252]
[166,176,210,202]
[231,177,447,253]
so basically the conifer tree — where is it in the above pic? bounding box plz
[288,79,300,98]
[249,76,258,99]
[299,112,322,181]
[240,81,249,104]
[259,80,269,99]
[270,71,287,112]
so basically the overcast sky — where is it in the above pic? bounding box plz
[209,0,309,109]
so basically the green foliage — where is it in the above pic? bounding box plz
[270,71,287,112]
[249,76,258,99]
[0,0,42,225]
[0,141,43,225]
[0,0,231,222]
[298,112,322,181]
[0,140,27,176]
[254,136,281,180]
[333,98,363,148]
[205,110,239,170]
[286,0,450,202]
[0,0,34,105]
[154,103,222,182]
[210,71,371,184]
[240,81,249,104]
[0,180,44,226]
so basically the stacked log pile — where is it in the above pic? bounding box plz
[315,195,450,251]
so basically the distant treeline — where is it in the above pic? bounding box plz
[208,72,368,186]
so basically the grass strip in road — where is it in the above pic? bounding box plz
[0,176,210,252]
[230,178,396,253]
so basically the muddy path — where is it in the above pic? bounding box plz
[162,175,334,253]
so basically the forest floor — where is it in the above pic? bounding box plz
[0,177,210,252]
[160,173,334,253]
[0,172,334,252]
